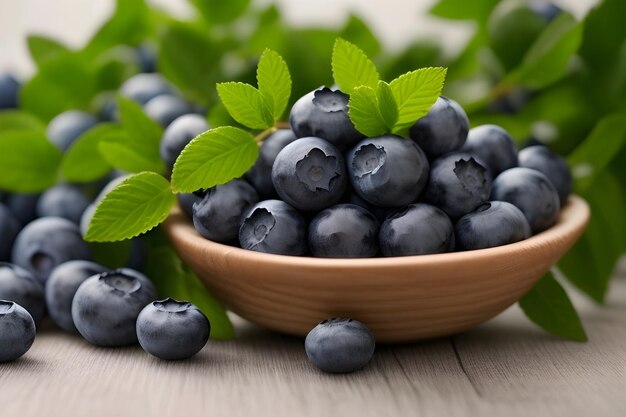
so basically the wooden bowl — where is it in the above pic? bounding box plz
[164,196,590,343]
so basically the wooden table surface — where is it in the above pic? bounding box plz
[2,267,625,417]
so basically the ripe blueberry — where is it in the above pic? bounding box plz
[36,184,90,224]
[119,73,176,105]
[160,114,210,172]
[245,129,297,198]
[178,191,206,220]
[0,262,45,324]
[518,145,572,205]
[0,203,20,262]
[4,193,40,226]
[46,110,98,152]
[0,301,36,362]
[461,125,518,176]
[144,95,193,127]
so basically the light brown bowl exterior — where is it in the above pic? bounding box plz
[164,196,590,343]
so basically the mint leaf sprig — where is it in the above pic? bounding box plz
[332,38,447,137]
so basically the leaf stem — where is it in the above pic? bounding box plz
[254,122,290,143]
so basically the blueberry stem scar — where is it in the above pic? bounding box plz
[254,122,290,144]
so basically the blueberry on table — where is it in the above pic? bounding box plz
[379,203,455,257]
[455,202,532,251]
[36,184,90,224]
[272,137,347,211]
[305,318,375,373]
[0,301,36,362]
[12,217,92,283]
[289,87,364,151]
[239,200,307,256]
[0,262,45,324]
[0,203,20,262]
[119,73,177,105]
[0,72,20,109]
[308,204,379,258]
[423,152,492,220]
[192,180,259,244]
[144,95,193,128]
[136,298,210,360]
[160,114,210,172]
[46,110,98,152]
[245,129,297,198]
[347,135,430,208]
[45,260,108,333]
[72,269,157,347]
[518,145,572,205]
[409,96,469,159]
[461,125,518,177]
[491,167,560,234]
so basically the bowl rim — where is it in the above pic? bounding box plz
[165,195,590,269]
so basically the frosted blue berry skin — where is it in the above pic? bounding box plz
[461,125,518,177]
[46,110,98,152]
[36,184,90,225]
[144,95,193,128]
[119,73,176,105]
[0,263,45,324]
[0,301,36,362]
[160,114,210,172]
[518,145,572,205]
[245,129,297,198]
[305,318,375,373]
[136,298,210,360]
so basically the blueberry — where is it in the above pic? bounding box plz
[245,129,297,198]
[461,125,518,177]
[36,184,90,224]
[379,203,455,256]
[409,96,469,159]
[178,190,206,220]
[518,145,572,205]
[308,204,379,258]
[305,318,375,373]
[136,298,210,360]
[144,95,193,128]
[0,72,20,109]
[72,269,157,347]
[347,135,430,207]
[0,263,45,323]
[192,180,259,244]
[423,153,492,220]
[491,167,560,234]
[0,203,20,261]
[239,200,307,256]
[289,87,363,150]
[119,73,176,105]
[93,92,118,122]
[4,193,40,226]
[135,44,157,73]
[455,202,532,250]
[0,301,36,362]
[45,260,108,333]
[530,1,562,21]
[272,137,347,211]
[12,217,92,283]
[160,114,210,172]
[46,110,98,152]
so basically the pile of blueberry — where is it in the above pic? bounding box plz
[183,88,572,258]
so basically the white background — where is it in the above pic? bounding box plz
[0,0,598,76]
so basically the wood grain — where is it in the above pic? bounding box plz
[1,266,625,417]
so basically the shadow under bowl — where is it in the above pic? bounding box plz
[164,196,590,343]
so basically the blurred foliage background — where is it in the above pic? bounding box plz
[1,0,625,307]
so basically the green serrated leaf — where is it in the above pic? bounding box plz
[171,126,259,193]
[189,0,251,24]
[257,49,292,120]
[389,67,446,132]
[0,110,45,132]
[348,86,388,137]
[27,35,70,67]
[377,81,398,129]
[85,172,175,242]
[62,124,118,183]
[332,38,379,94]
[216,82,273,130]
[519,272,587,342]
[0,130,62,193]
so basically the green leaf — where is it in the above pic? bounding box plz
[256,49,292,120]
[0,110,44,132]
[348,86,388,137]
[93,46,141,92]
[506,14,583,88]
[332,38,379,94]
[27,35,70,67]
[85,172,175,242]
[171,126,259,193]
[189,0,251,24]
[519,272,587,342]
[145,243,234,339]
[216,82,273,130]
[20,52,97,122]
[389,67,447,132]
[158,23,220,103]
[62,123,118,183]
[118,96,163,143]
[377,81,398,129]
[89,240,133,269]
[567,113,626,190]
[0,130,62,193]
[430,0,499,21]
